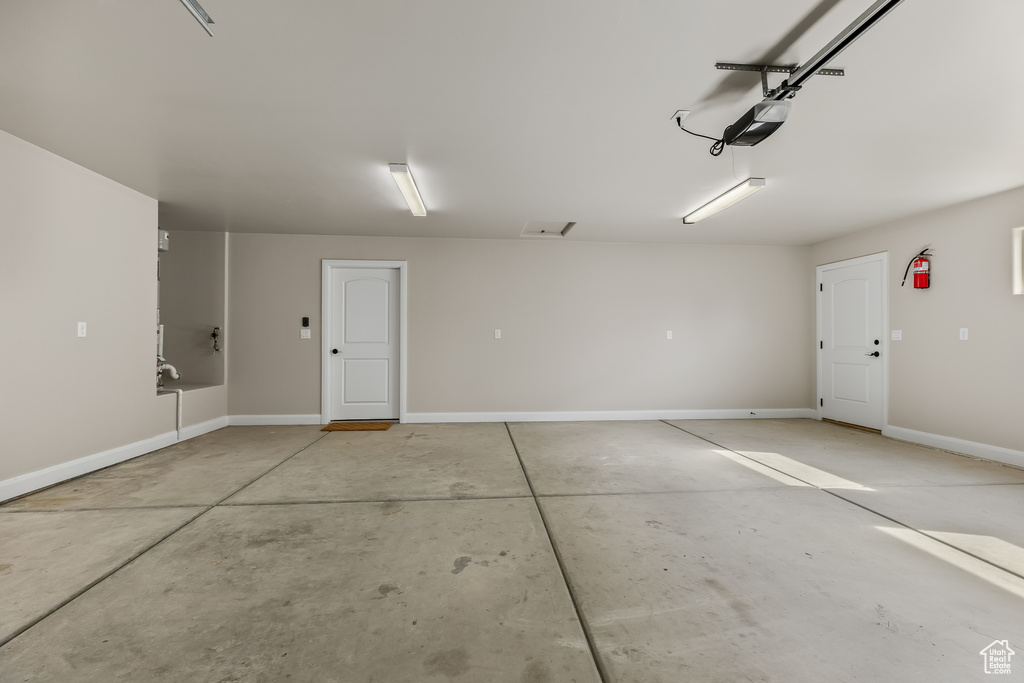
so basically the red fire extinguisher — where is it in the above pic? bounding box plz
[912,255,930,288]
[901,249,932,289]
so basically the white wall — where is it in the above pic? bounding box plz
[227,234,815,418]
[812,185,1024,453]
[0,130,176,491]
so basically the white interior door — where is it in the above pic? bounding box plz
[819,255,886,429]
[328,266,400,421]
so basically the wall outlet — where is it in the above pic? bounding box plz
[77,322,87,337]
[300,329,311,339]
[667,331,673,340]
[891,330,902,341]
[959,328,969,341]
[494,329,501,339]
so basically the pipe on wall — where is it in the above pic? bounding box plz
[158,362,180,380]
[172,389,183,439]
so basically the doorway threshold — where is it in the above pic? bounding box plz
[822,418,882,435]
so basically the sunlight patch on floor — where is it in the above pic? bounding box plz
[921,530,1024,576]
[739,451,875,491]
[711,450,812,487]
[877,526,1024,601]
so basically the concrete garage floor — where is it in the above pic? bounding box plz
[1,420,1023,681]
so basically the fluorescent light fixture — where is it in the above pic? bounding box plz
[683,178,766,224]
[178,0,215,36]
[389,163,427,216]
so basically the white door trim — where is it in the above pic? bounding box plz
[816,252,889,428]
[321,260,408,424]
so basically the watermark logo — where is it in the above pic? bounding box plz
[980,640,1015,675]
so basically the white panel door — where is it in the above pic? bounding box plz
[820,258,884,429]
[329,267,399,420]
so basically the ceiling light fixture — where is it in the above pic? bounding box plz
[178,0,215,36]
[683,178,766,224]
[389,163,427,216]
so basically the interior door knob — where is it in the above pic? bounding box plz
[865,351,880,357]
[332,348,339,354]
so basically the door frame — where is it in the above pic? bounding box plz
[321,259,408,424]
[815,252,889,428]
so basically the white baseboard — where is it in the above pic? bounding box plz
[227,414,322,426]
[0,413,327,504]
[179,416,230,441]
[883,425,1024,469]
[0,431,179,504]
[403,408,818,424]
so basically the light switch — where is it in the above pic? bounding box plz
[77,322,87,337]
[494,329,501,339]
[300,329,311,339]
[891,330,902,341]
[667,331,673,340]
[959,328,969,341]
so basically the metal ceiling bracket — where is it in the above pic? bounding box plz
[715,62,844,99]
[716,63,843,99]
[714,63,845,77]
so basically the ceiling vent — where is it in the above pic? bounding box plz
[521,221,576,238]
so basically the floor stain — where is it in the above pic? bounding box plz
[609,646,648,665]
[451,556,472,574]
[245,522,314,549]
[424,647,470,678]
[875,603,899,633]
[521,660,551,683]
[449,482,475,498]
[378,584,400,597]
[705,578,760,629]
[379,501,403,515]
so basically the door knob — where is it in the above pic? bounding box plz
[865,351,880,357]
[332,348,339,354]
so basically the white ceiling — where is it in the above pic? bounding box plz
[2,0,1022,245]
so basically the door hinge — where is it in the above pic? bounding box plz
[820,398,824,407]
[819,283,823,292]
[819,341,823,349]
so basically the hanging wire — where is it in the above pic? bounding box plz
[676,116,725,156]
